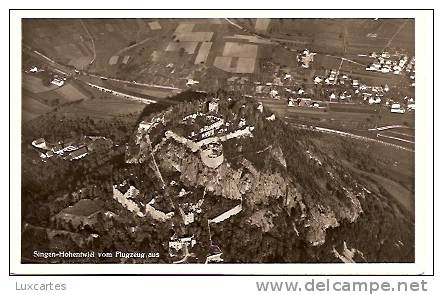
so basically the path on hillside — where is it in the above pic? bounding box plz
[80,19,96,65]
[382,20,408,52]
[113,36,153,57]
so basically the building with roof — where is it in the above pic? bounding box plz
[50,77,65,87]
[169,236,196,252]
[32,138,49,150]
[391,103,405,114]
[52,198,104,231]
[66,146,88,161]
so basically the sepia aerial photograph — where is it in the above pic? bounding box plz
[20,17,416,265]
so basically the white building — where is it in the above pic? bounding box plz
[314,76,323,84]
[288,98,296,107]
[270,89,279,98]
[209,100,219,113]
[139,121,153,131]
[51,78,65,87]
[266,114,276,121]
[183,212,195,225]
[391,103,405,114]
[186,79,199,86]
[238,118,246,128]
[205,253,224,263]
[169,237,196,251]
[32,138,49,150]
[257,102,264,113]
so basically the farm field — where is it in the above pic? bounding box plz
[23,78,91,106]
[58,97,147,120]
[119,84,181,98]
[23,18,414,91]
[22,94,53,122]
[248,18,414,55]
[54,83,89,102]
[22,72,99,123]
[22,74,58,93]
[22,17,415,144]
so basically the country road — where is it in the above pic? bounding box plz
[24,45,183,92]
[292,124,414,152]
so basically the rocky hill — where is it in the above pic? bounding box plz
[122,94,413,263]
[21,92,413,263]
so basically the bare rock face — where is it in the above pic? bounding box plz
[124,96,372,250]
[270,145,286,168]
[160,141,244,200]
[156,138,364,246]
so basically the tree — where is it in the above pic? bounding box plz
[179,47,185,57]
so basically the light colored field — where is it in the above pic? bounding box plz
[148,21,162,30]
[255,19,271,33]
[214,41,258,73]
[175,23,195,34]
[109,55,119,65]
[175,32,214,42]
[22,75,58,93]
[122,56,131,64]
[151,50,161,62]
[236,57,256,73]
[213,56,233,72]
[214,56,255,73]
[222,42,258,58]
[165,41,199,54]
[224,34,274,44]
[194,42,213,64]
[54,83,88,102]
